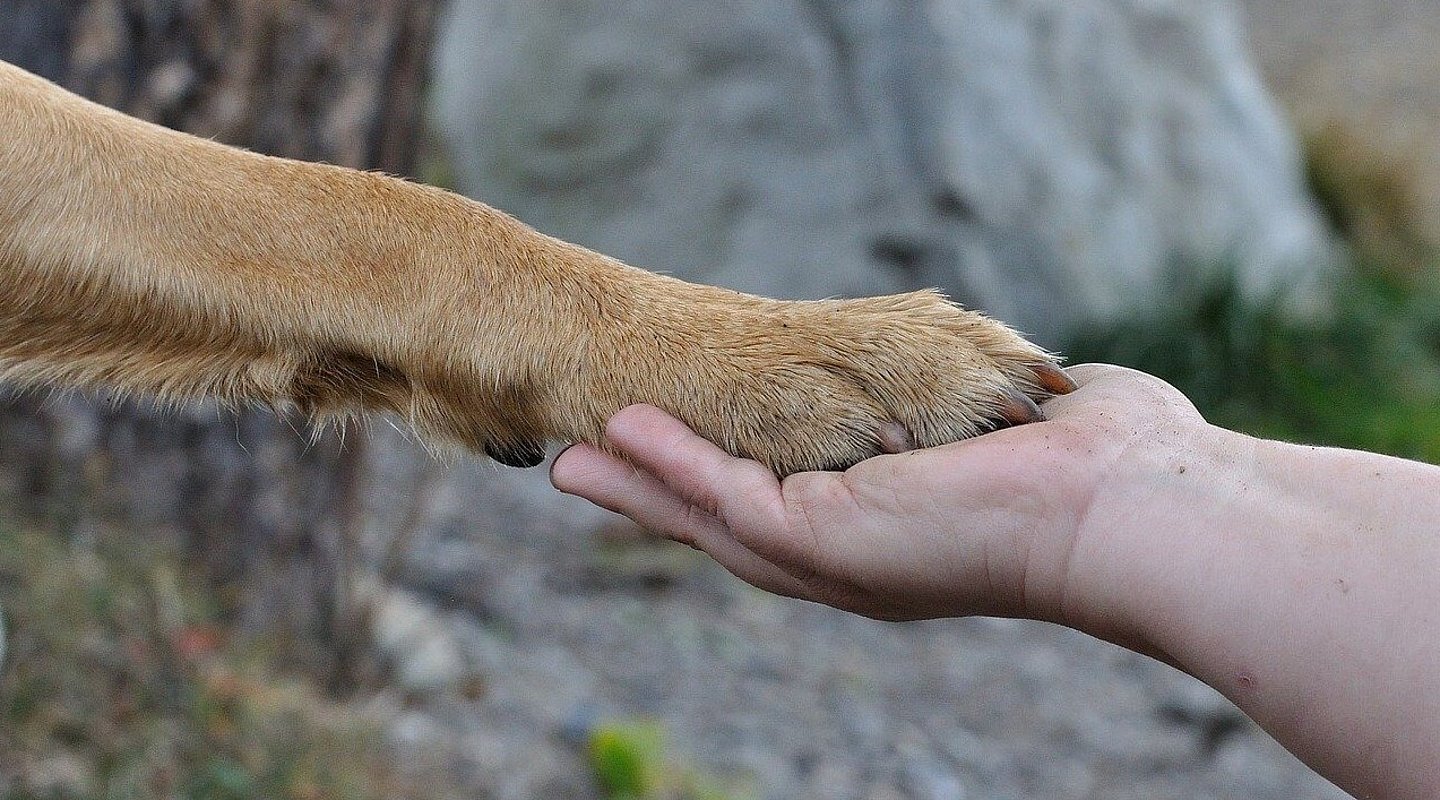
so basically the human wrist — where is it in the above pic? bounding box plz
[1083,430,1440,797]
[1054,418,1259,656]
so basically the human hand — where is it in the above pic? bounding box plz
[550,364,1210,626]
[554,365,1440,797]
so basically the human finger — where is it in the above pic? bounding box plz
[550,443,809,597]
[603,405,788,534]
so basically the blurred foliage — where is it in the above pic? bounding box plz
[590,719,666,799]
[1065,256,1440,463]
[1066,262,1440,462]
[0,524,451,800]
[588,719,748,800]
[1069,118,1440,462]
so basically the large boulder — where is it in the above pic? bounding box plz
[434,0,1327,346]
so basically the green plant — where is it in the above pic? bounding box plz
[589,719,666,799]
[1064,260,1440,462]
[587,718,748,800]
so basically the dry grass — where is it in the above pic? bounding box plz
[0,522,456,800]
[1304,123,1432,274]
[1238,0,1440,244]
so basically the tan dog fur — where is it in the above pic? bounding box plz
[0,58,1069,476]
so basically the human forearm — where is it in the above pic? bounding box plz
[1087,428,1440,798]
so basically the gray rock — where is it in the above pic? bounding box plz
[19,753,96,799]
[370,586,470,694]
[433,0,1327,345]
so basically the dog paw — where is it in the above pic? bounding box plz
[573,288,1074,476]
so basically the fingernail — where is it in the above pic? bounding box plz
[549,445,582,491]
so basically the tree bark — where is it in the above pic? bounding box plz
[0,0,443,686]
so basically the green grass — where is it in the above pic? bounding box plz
[1063,259,1440,462]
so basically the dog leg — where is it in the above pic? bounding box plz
[0,59,1071,475]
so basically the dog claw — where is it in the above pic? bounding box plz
[878,421,914,454]
[997,389,1044,427]
[1032,363,1078,395]
[485,440,546,468]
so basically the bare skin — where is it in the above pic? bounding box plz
[551,364,1440,800]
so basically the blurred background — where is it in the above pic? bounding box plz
[0,1,1435,798]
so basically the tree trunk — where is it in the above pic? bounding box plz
[0,0,443,687]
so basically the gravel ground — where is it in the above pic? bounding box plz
[363,434,1349,800]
